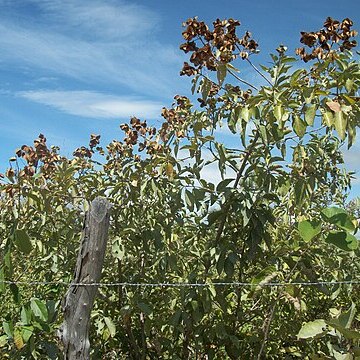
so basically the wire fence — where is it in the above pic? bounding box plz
[1,279,360,288]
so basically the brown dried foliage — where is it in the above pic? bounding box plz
[180,17,258,76]
[296,17,358,62]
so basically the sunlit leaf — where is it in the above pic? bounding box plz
[298,220,321,242]
[304,104,317,126]
[104,317,116,337]
[334,110,347,140]
[297,319,327,339]
[292,114,306,138]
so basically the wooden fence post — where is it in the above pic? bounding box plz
[59,197,111,359]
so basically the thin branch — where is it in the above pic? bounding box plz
[215,130,260,244]
[227,69,258,91]
[256,245,312,359]
[246,58,273,87]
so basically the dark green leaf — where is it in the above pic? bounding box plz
[14,229,32,254]
[216,179,234,192]
[224,256,234,277]
[325,231,358,251]
[30,298,48,322]
[137,302,152,315]
[321,207,355,232]
[0,268,4,293]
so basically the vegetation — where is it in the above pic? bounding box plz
[0,16,360,359]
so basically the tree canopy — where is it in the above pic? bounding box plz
[0,16,360,359]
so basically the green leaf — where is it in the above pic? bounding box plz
[202,78,211,101]
[292,114,306,138]
[0,334,7,347]
[216,252,226,276]
[334,110,347,140]
[2,321,13,338]
[104,317,116,337]
[217,63,227,86]
[14,229,32,254]
[326,321,360,340]
[0,268,4,293]
[224,256,234,277]
[208,210,223,226]
[251,266,277,290]
[241,106,250,122]
[325,231,358,251]
[345,78,354,92]
[298,220,321,242]
[294,179,306,206]
[321,207,355,232]
[21,326,33,343]
[21,306,32,325]
[274,105,283,122]
[184,190,194,211]
[30,298,48,322]
[297,319,328,339]
[216,178,234,192]
[338,303,356,329]
[304,104,317,126]
[169,309,182,326]
[137,302,152,315]
[322,110,334,127]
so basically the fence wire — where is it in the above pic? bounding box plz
[1,280,360,288]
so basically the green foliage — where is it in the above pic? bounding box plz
[0,16,359,359]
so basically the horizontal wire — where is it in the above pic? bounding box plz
[1,280,360,287]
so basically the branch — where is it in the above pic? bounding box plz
[256,244,312,359]
[215,130,260,244]
[227,69,258,91]
[246,58,273,87]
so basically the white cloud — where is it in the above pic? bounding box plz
[0,0,185,98]
[18,90,163,119]
[33,0,159,41]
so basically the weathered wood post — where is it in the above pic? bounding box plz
[59,197,111,359]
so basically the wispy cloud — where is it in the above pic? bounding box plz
[0,0,185,98]
[33,0,159,41]
[18,90,163,119]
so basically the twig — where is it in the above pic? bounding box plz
[215,130,260,244]
[256,245,311,359]
[246,58,273,87]
[227,69,258,91]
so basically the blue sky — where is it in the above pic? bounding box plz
[0,0,359,197]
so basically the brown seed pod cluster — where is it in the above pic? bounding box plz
[11,134,61,178]
[159,95,192,141]
[105,117,162,165]
[73,134,102,158]
[296,17,357,62]
[180,17,258,76]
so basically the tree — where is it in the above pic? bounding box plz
[0,16,359,359]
